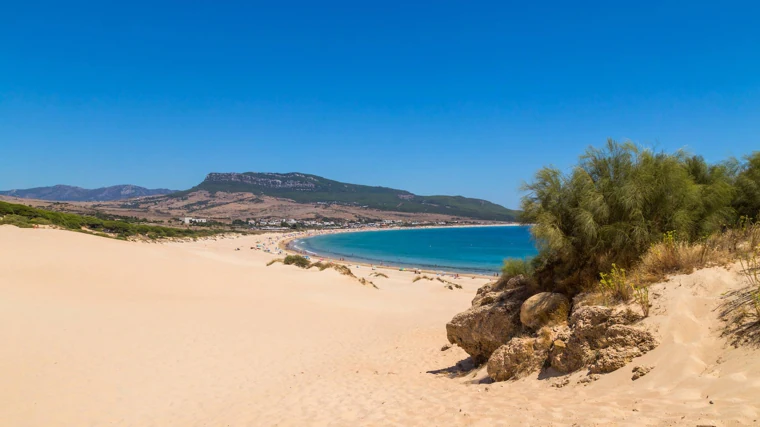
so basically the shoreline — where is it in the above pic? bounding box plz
[278,224,525,279]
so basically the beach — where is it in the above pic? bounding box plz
[2,225,759,426]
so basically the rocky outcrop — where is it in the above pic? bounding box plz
[549,306,657,374]
[487,325,563,381]
[520,292,570,329]
[448,276,657,382]
[487,338,544,381]
[446,276,533,363]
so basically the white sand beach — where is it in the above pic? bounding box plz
[2,225,759,426]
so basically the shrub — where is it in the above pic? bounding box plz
[283,255,311,268]
[29,217,53,225]
[521,140,735,294]
[0,214,33,228]
[598,264,633,301]
[501,258,534,278]
[633,285,651,317]
[731,152,760,220]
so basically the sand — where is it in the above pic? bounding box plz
[1,225,759,426]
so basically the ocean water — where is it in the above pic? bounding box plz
[292,226,538,273]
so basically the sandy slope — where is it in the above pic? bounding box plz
[1,225,759,426]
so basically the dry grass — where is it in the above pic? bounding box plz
[633,230,734,285]
[307,262,356,277]
[307,261,333,271]
[266,258,283,266]
[358,277,379,289]
[413,275,434,283]
[591,224,760,318]
[738,245,760,317]
[370,272,389,279]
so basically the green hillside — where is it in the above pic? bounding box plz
[185,172,519,221]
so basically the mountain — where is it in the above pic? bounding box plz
[183,172,519,221]
[0,185,175,202]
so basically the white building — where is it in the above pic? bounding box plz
[181,217,207,225]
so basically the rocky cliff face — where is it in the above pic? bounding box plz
[204,173,317,190]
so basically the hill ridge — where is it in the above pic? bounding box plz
[188,171,518,221]
[0,184,175,202]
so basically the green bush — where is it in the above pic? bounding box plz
[283,255,311,268]
[521,140,735,294]
[0,214,33,228]
[731,152,760,220]
[501,258,535,278]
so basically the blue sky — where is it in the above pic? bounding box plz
[1,1,758,208]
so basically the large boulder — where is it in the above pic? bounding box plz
[446,276,533,363]
[550,306,656,374]
[520,292,570,329]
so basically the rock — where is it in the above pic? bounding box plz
[487,325,563,382]
[631,365,653,380]
[487,337,546,381]
[471,275,531,307]
[577,374,600,384]
[440,344,451,351]
[447,277,532,363]
[589,325,658,374]
[520,292,570,329]
[550,306,658,374]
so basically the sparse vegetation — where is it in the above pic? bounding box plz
[283,255,311,268]
[269,256,373,286]
[739,243,760,317]
[633,283,651,317]
[370,272,389,278]
[0,200,225,239]
[307,261,332,271]
[359,277,378,289]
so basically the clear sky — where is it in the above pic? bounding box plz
[1,1,758,208]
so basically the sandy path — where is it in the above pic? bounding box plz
[1,226,759,426]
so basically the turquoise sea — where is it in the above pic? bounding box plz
[291,226,538,274]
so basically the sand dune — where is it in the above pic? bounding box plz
[1,225,759,426]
